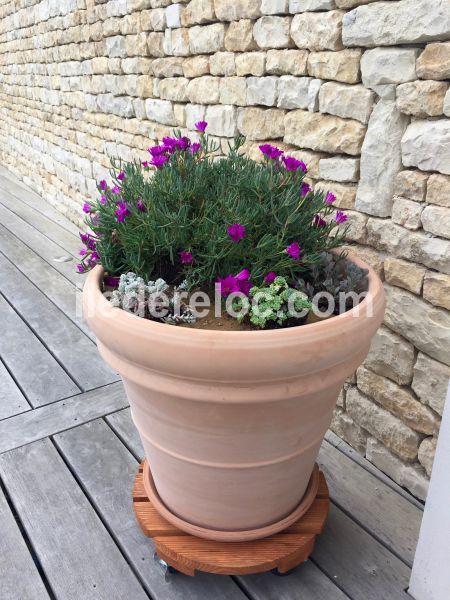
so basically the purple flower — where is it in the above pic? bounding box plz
[335,211,348,224]
[264,271,277,284]
[239,280,252,296]
[100,195,107,205]
[117,171,125,181]
[99,180,107,191]
[90,251,100,263]
[111,186,121,195]
[76,263,86,273]
[104,275,120,287]
[195,121,208,133]
[325,192,336,204]
[286,241,301,261]
[162,137,179,153]
[313,214,327,228]
[79,248,87,256]
[149,145,168,157]
[82,202,92,213]
[227,223,246,243]
[175,136,191,151]
[142,161,149,168]
[282,156,307,172]
[180,250,193,264]
[151,155,169,169]
[236,269,250,281]
[259,144,284,160]
[190,142,201,154]
[300,183,312,197]
[217,274,240,297]
[115,201,130,222]
[136,197,146,212]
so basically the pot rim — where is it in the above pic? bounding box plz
[84,251,384,343]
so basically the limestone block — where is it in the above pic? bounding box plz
[426,174,450,208]
[330,408,368,454]
[253,16,291,49]
[315,181,357,209]
[210,52,236,76]
[97,94,135,118]
[141,8,166,31]
[318,156,359,182]
[145,98,175,125]
[133,98,147,120]
[307,49,361,84]
[170,28,190,56]
[346,387,421,461]
[266,49,308,75]
[290,0,335,12]
[445,89,450,117]
[367,218,450,274]
[105,35,127,58]
[187,76,220,104]
[220,77,247,105]
[397,81,448,117]
[421,205,450,240]
[361,47,419,87]
[205,104,238,137]
[158,77,189,102]
[151,57,184,78]
[262,0,289,14]
[247,77,278,106]
[392,198,423,231]
[412,353,450,416]
[291,10,344,51]
[384,257,425,294]
[418,437,437,477]
[284,110,366,155]
[394,170,428,202]
[182,55,210,78]
[185,104,206,130]
[366,438,429,500]
[213,0,261,21]
[402,120,450,175]
[165,3,181,28]
[307,79,323,112]
[357,366,438,435]
[277,76,311,110]
[423,271,450,311]
[181,0,216,26]
[189,23,225,55]
[223,20,256,52]
[289,149,324,179]
[364,324,415,385]
[342,210,367,243]
[147,32,165,57]
[343,0,450,47]
[416,42,450,80]
[319,82,374,124]
[336,0,377,6]
[355,101,409,217]
[384,284,450,366]
[235,52,266,76]
[237,107,286,140]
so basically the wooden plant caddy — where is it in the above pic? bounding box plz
[133,460,329,577]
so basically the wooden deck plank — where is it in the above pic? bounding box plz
[0,488,50,600]
[0,166,80,236]
[54,419,248,600]
[0,382,127,454]
[0,293,80,407]
[0,203,83,288]
[0,438,150,600]
[106,407,145,460]
[0,359,31,420]
[319,439,422,566]
[0,190,80,258]
[0,224,91,339]
[312,504,410,600]
[0,252,117,391]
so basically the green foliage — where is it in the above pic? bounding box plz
[80,132,349,290]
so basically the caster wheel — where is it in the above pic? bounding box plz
[153,552,179,580]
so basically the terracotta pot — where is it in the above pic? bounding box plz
[83,254,385,541]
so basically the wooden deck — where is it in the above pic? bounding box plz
[0,165,422,600]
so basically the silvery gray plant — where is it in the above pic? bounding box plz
[109,272,196,324]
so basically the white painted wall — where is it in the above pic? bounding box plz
[409,383,450,600]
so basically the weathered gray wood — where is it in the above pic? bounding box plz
[0,488,50,600]
[0,224,92,339]
[237,561,350,600]
[54,419,247,600]
[0,359,31,419]
[312,504,411,599]
[319,439,422,566]
[0,382,127,454]
[0,190,80,257]
[106,407,145,460]
[0,293,80,407]
[0,253,117,391]
[0,203,83,288]
[0,166,80,236]
[0,438,149,600]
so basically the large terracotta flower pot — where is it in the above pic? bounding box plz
[83,254,385,542]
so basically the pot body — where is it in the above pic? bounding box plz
[83,256,385,534]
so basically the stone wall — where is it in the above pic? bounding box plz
[1,0,449,500]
